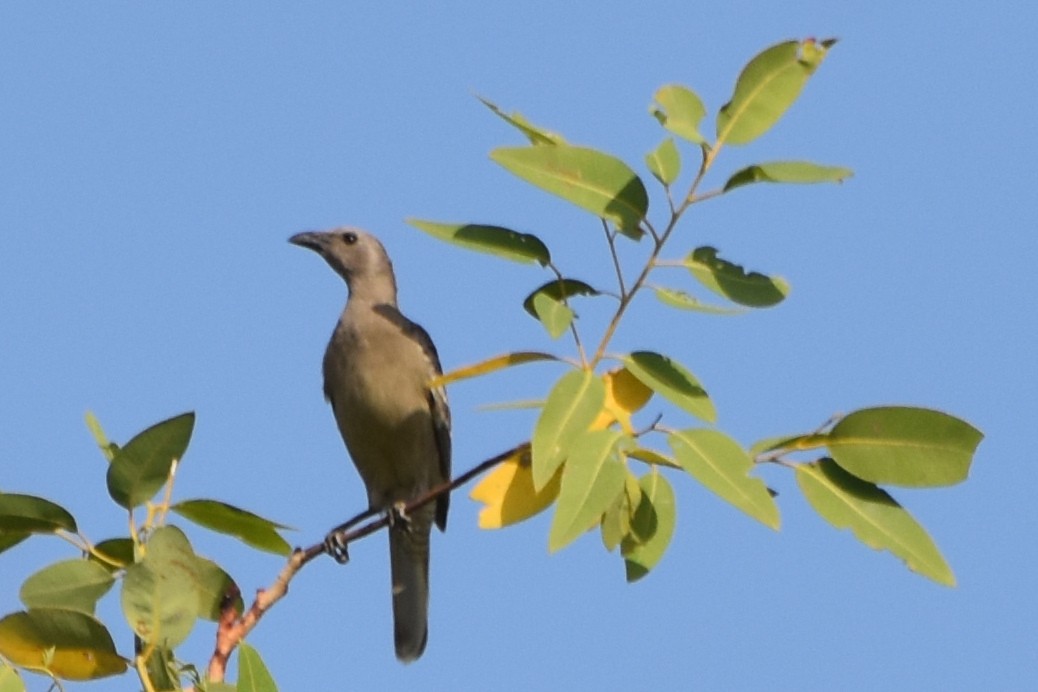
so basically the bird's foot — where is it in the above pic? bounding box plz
[388,501,412,532]
[324,529,351,564]
[322,506,381,564]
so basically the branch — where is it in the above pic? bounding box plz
[204,442,525,683]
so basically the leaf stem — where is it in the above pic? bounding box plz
[601,220,627,299]
[548,261,587,366]
[591,139,719,365]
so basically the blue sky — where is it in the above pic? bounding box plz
[1,3,1035,690]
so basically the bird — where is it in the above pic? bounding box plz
[289,227,451,662]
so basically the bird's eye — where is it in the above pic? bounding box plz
[342,232,358,244]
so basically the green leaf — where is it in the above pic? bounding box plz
[238,641,279,692]
[669,429,779,529]
[622,470,676,582]
[645,138,681,186]
[522,279,599,317]
[19,560,115,615]
[194,556,243,621]
[522,279,599,339]
[601,471,643,551]
[683,246,789,307]
[0,532,28,557]
[106,412,195,510]
[717,38,836,146]
[826,407,983,487]
[84,411,118,462]
[650,84,707,144]
[143,646,177,692]
[0,661,23,692]
[0,493,76,534]
[653,287,742,315]
[90,538,136,571]
[479,96,566,145]
[491,145,649,234]
[797,459,955,586]
[749,433,826,457]
[623,351,715,423]
[548,430,630,552]
[408,219,551,266]
[171,499,293,556]
[724,161,853,191]
[627,447,680,469]
[530,292,574,339]
[0,609,126,680]
[531,369,607,490]
[121,526,199,647]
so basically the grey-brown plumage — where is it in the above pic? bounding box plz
[290,227,450,662]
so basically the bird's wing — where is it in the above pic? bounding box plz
[373,304,452,530]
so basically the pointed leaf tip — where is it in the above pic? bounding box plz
[717,38,835,146]
[645,138,681,186]
[826,407,982,487]
[683,247,789,308]
[797,459,955,586]
[622,470,676,581]
[409,219,551,266]
[106,412,195,510]
[670,429,779,529]
[479,96,567,145]
[623,351,715,423]
[724,161,853,192]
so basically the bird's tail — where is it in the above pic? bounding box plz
[389,504,433,662]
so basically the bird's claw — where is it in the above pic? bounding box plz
[324,529,351,564]
[388,501,412,532]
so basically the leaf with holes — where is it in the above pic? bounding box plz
[717,38,836,146]
[650,84,707,144]
[683,247,789,308]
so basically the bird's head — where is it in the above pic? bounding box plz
[289,227,398,301]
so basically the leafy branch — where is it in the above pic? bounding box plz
[0,37,983,691]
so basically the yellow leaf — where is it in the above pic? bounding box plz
[431,351,558,387]
[470,445,562,528]
[590,367,653,432]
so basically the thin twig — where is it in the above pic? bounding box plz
[601,220,627,299]
[547,261,587,366]
[204,442,526,683]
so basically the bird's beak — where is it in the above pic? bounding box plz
[288,231,326,253]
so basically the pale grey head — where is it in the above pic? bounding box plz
[289,227,398,304]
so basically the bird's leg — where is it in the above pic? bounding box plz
[387,501,412,533]
[324,506,380,564]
